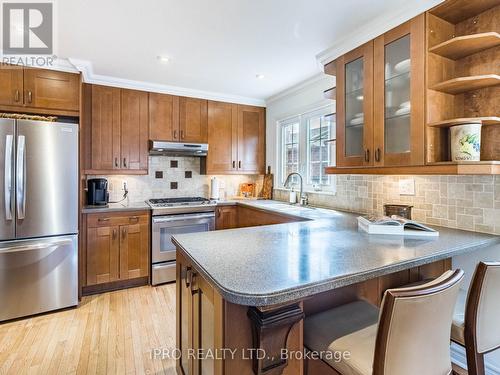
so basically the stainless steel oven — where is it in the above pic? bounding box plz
[151,212,215,285]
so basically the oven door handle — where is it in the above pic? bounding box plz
[152,213,215,224]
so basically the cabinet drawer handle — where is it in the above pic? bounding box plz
[114,157,118,168]
[180,130,184,139]
[129,216,139,222]
[238,161,242,169]
[185,266,192,288]
[217,209,221,218]
[121,227,126,239]
[190,272,199,295]
[112,229,117,240]
[173,130,177,139]
[123,158,127,168]
[364,149,370,162]
[98,217,110,222]
[14,90,20,102]
[232,161,236,169]
[375,148,381,162]
[27,91,32,103]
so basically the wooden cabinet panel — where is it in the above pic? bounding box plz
[237,206,302,228]
[23,68,79,111]
[336,42,374,167]
[179,97,208,143]
[237,105,265,174]
[121,89,149,171]
[373,14,425,167]
[119,222,149,280]
[86,226,119,285]
[91,85,121,170]
[207,101,238,174]
[149,93,179,141]
[177,254,194,375]
[86,212,149,288]
[0,65,23,106]
[215,206,238,230]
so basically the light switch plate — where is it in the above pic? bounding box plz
[399,178,415,195]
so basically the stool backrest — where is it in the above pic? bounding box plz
[466,261,500,354]
[374,269,464,375]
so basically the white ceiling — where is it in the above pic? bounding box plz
[55,0,438,103]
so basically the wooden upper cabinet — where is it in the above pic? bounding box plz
[336,41,374,167]
[237,105,265,174]
[373,14,425,167]
[207,101,238,174]
[179,97,208,143]
[119,222,149,280]
[91,85,121,171]
[121,89,149,171]
[149,93,179,141]
[0,65,23,106]
[86,225,120,286]
[23,68,79,112]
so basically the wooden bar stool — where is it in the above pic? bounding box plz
[451,262,500,375]
[304,269,464,375]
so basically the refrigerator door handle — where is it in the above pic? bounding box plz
[4,135,13,220]
[0,239,72,254]
[16,135,26,220]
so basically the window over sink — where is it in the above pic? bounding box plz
[278,106,336,193]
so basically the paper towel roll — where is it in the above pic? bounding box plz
[210,177,220,200]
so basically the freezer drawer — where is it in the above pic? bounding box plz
[0,235,78,321]
[152,262,176,285]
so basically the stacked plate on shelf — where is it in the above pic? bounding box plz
[350,113,364,125]
[395,101,411,116]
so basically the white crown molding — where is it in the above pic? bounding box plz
[266,73,334,104]
[69,58,266,107]
[316,0,444,66]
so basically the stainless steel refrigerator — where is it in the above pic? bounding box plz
[0,119,78,321]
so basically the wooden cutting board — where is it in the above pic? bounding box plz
[259,166,273,199]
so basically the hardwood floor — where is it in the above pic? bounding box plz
[0,284,177,375]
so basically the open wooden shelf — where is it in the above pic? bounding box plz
[430,74,500,94]
[323,87,336,100]
[428,117,500,128]
[429,32,500,60]
[429,0,499,23]
[325,161,500,175]
[324,60,336,76]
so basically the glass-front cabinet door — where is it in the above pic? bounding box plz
[336,42,373,167]
[373,14,425,166]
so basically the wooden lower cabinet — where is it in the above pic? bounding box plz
[216,205,306,230]
[84,211,149,293]
[177,252,223,375]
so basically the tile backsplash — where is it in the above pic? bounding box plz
[274,175,500,235]
[89,156,257,202]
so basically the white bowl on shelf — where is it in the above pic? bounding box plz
[394,59,410,74]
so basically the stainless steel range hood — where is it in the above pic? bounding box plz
[149,141,208,156]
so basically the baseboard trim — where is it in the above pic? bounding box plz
[451,343,500,375]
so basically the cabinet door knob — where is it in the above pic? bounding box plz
[364,149,370,162]
[375,148,381,162]
[14,90,20,102]
[123,158,127,168]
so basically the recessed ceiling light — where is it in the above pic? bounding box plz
[256,74,265,79]
[157,56,170,63]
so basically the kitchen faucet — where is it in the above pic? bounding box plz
[284,172,308,206]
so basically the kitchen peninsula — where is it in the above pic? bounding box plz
[173,200,500,375]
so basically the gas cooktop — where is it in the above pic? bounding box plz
[147,197,217,215]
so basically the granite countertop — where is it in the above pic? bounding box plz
[82,201,151,213]
[172,200,500,307]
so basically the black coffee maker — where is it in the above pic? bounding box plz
[87,178,109,206]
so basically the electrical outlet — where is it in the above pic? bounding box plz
[399,178,415,195]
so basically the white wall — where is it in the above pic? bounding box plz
[265,73,335,175]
